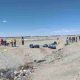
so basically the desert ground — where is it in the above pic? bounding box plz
[0,36,80,80]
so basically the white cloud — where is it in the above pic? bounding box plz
[2,20,7,23]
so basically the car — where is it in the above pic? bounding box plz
[51,41,57,45]
[29,44,40,48]
[43,44,48,47]
[48,44,56,49]
[29,44,34,48]
[34,45,40,48]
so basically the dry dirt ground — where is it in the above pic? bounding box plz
[31,42,80,80]
[0,36,80,80]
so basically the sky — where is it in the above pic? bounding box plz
[0,0,80,36]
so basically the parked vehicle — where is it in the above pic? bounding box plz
[48,44,56,49]
[43,44,48,47]
[29,44,34,48]
[34,45,40,48]
[29,44,40,48]
[51,41,57,45]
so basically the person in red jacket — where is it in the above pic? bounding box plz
[1,39,4,45]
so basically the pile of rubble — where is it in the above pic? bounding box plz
[0,62,33,80]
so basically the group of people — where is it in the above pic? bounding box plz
[66,36,78,45]
[10,39,17,47]
[0,37,24,47]
[0,39,17,47]
[0,39,9,46]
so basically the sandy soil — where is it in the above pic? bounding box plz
[31,42,80,80]
[0,36,80,80]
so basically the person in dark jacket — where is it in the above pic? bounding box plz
[21,37,24,45]
[11,40,13,47]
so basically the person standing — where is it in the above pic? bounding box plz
[21,37,24,45]
[1,39,4,45]
[4,40,7,46]
[66,37,69,45]
[11,40,13,47]
[14,39,16,47]
[76,37,77,42]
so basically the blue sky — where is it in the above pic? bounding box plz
[0,0,80,36]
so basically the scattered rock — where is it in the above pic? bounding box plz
[0,63,34,80]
